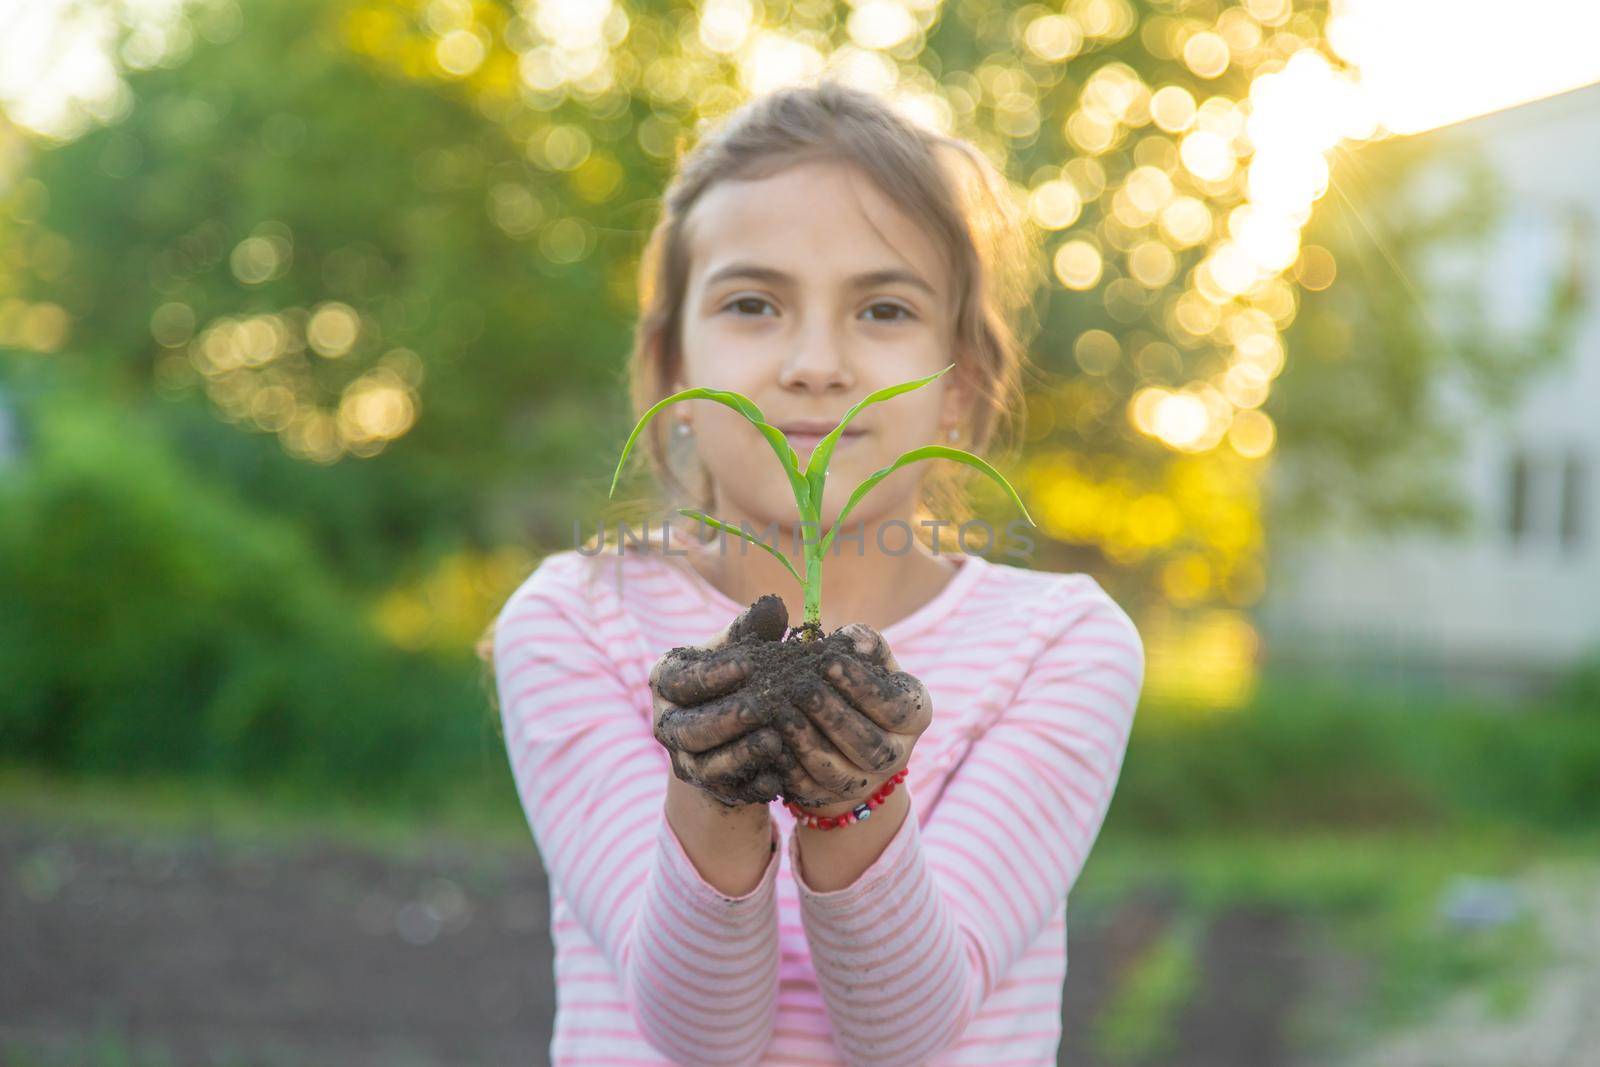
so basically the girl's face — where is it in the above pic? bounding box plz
[673,158,970,535]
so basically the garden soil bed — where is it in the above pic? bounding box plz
[1,808,1316,1066]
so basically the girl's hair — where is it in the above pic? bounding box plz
[477,79,1045,677]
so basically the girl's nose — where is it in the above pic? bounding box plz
[778,324,853,393]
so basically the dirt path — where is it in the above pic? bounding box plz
[1,811,1312,1066]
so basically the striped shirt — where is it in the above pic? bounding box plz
[492,532,1144,1066]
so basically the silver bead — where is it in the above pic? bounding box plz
[946,427,958,442]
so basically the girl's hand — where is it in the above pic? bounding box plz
[649,597,789,806]
[772,623,932,810]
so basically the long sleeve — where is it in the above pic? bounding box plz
[789,575,1144,1066]
[493,553,783,1066]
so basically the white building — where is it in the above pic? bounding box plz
[1257,83,1600,700]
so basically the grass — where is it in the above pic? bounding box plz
[1089,911,1206,1065]
[0,764,532,858]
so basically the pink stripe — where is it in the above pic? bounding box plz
[645,885,775,967]
[544,769,661,856]
[1020,678,1135,737]
[950,771,1084,883]
[507,685,614,719]
[960,755,1091,844]
[644,857,765,941]
[916,651,1028,671]
[953,1028,1063,1048]
[556,973,625,986]
[629,982,769,1059]
[995,974,1066,991]
[643,602,719,618]
[631,925,775,1017]
[528,729,643,811]
[593,868,648,947]
[557,999,631,1013]
[971,999,1066,1020]
[813,908,959,1011]
[752,1049,848,1067]
[499,630,601,655]
[915,832,1030,941]
[982,734,1105,813]
[927,807,1052,917]
[559,805,654,898]
[774,997,829,1013]
[823,920,965,1021]
[571,835,653,928]
[826,929,969,1044]
[896,966,974,1057]
[1004,694,1132,751]
[515,713,614,784]
[992,715,1119,775]
[554,1029,644,1041]
[496,605,575,630]
[569,771,662,838]
[966,755,1094,863]
[625,948,771,1026]
[800,868,936,957]
[633,908,775,987]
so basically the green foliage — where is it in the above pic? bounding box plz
[0,382,494,800]
[4,0,638,554]
[1112,671,1600,836]
[1551,647,1600,712]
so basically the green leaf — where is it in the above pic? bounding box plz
[676,508,805,587]
[608,386,810,514]
[802,363,956,485]
[820,444,1036,557]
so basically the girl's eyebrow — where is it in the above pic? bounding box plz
[704,262,938,298]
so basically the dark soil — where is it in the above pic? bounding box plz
[0,811,1321,1067]
[659,594,913,807]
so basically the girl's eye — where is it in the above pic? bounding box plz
[721,298,916,321]
[725,296,776,316]
[864,302,915,323]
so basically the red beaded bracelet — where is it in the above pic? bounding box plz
[783,769,908,830]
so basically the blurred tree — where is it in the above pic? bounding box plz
[2,0,645,583]
[0,0,1583,629]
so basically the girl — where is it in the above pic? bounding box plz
[483,81,1145,1067]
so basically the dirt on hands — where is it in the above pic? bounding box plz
[657,594,896,807]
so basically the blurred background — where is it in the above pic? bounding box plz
[1,0,1597,1063]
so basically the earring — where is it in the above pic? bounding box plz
[675,421,692,437]
[946,427,959,442]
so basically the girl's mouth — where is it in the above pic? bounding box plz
[785,430,865,456]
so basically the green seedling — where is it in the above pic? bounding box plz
[608,362,1036,640]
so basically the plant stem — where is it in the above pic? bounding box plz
[801,540,823,638]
